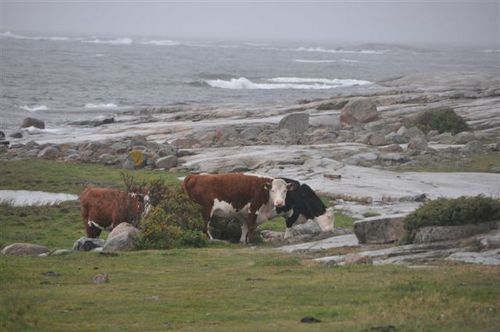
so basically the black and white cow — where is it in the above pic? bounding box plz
[275,178,334,238]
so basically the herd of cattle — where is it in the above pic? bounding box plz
[80,173,334,243]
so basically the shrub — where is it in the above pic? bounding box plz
[139,185,207,249]
[403,195,500,243]
[411,108,469,135]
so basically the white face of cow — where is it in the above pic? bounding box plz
[267,178,295,208]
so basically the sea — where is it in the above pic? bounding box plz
[1,31,499,130]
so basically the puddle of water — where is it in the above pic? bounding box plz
[0,190,78,206]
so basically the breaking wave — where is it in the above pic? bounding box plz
[141,39,181,46]
[292,47,386,54]
[293,58,360,63]
[84,103,118,109]
[82,38,133,45]
[20,104,48,112]
[205,77,371,90]
[1,31,70,42]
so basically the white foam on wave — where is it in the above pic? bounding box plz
[267,77,370,85]
[293,47,385,55]
[0,31,71,42]
[1,31,70,42]
[482,49,500,53]
[141,39,181,46]
[293,58,361,64]
[206,77,371,90]
[20,105,48,112]
[84,103,118,109]
[294,59,338,63]
[82,38,133,45]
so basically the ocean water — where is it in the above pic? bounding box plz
[1,31,499,129]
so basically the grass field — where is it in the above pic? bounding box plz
[1,160,500,331]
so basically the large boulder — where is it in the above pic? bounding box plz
[462,140,483,154]
[21,117,45,129]
[103,223,141,252]
[407,136,428,152]
[340,99,378,125]
[366,133,387,146]
[72,237,105,252]
[1,243,50,256]
[353,214,407,244]
[454,131,475,144]
[284,220,323,239]
[278,113,310,142]
[37,146,60,160]
[155,155,177,169]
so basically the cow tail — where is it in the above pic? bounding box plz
[182,174,195,199]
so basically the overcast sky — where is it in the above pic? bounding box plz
[1,1,499,46]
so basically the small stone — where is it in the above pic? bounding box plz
[92,273,109,284]
[300,316,321,323]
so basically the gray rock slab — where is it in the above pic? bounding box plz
[1,243,50,256]
[413,222,499,244]
[278,234,358,253]
[446,250,500,265]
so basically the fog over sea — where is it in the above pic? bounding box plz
[1,31,499,129]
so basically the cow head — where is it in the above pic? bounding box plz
[264,178,297,208]
[128,190,151,219]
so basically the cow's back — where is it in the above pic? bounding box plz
[183,173,270,210]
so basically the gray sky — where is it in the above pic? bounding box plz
[1,1,499,46]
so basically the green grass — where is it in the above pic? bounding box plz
[1,250,499,331]
[1,160,500,331]
[0,160,184,194]
[0,202,83,249]
[395,153,500,173]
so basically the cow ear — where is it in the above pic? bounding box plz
[287,182,298,191]
[263,183,271,191]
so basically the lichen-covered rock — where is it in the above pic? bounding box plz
[127,150,146,169]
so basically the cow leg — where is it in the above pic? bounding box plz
[202,205,214,240]
[284,209,300,239]
[244,214,258,244]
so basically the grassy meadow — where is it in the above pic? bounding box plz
[1,160,500,331]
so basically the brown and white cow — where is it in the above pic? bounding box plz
[80,187,150,238]
[183,173,296,243]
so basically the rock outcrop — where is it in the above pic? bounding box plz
[1,243,50,256]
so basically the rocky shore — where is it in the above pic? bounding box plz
[1,71,500,264]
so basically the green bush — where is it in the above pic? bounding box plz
[403,195,500,243]
[139,185,207,249]
[412,108,469,135]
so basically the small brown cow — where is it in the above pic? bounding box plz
[80,187,150,238]
[183,173,296,243]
